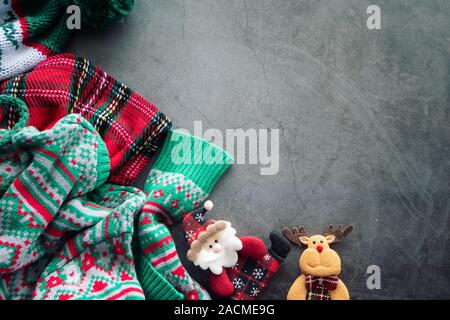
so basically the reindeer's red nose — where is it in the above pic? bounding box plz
[316,245,323,253]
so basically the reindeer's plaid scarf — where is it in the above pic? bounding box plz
[305,275,339,300]
[0,54,171,186]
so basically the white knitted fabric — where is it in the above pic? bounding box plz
[0,1,47,81]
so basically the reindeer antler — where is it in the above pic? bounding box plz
[324,225,353,243]
[282,225,308,246]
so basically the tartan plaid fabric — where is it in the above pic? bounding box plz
[228,253,281,300]
[0,53,171,185]
[305,275,339,300]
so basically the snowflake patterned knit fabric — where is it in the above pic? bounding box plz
[31,184,147,300]
[0,95,107,297]
[0,95,160,300]
[0,96,185,300]
[0,53,172,186]
[136,129,234,300]
[1,184,148,300]
[0,0,134,81]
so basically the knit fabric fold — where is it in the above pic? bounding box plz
[0,183,148,300]
[131,236,184,300]
[0,0,134,81]
[31,184,146,300]
[136,129,233,300]
[0,95,110,215]
[0,98,109,266]
[0,96,158,299]
[0,53,172,186]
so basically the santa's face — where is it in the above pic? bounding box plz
[195,222,243,275]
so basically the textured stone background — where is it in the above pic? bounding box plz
[68,0,450,299]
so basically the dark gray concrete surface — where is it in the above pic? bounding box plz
[68,0,450,299]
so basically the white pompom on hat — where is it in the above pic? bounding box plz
[203,200,213,211]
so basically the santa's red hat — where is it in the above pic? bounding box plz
[183,201,228,262]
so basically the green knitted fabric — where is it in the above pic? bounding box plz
[0,0,134,81]
[72,0,135,28]
[0,97,155,299]
[149,130,234,197]
[0,183,149,300]
[0,95,110,199]
[131,235,184,300]
[136,129,233,300]
[32,184,146,300]
[0,96,173,299]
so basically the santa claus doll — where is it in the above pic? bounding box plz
[183,201,290,299]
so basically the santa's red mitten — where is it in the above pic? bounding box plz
[239,236,267,260]
[228,232,291,300]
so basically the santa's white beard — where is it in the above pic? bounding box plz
[195,223,243,275]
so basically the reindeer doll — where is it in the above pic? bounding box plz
[283,225,353,300]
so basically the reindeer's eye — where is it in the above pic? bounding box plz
[209,245,213,249]
[312,241,316,244]
[320,240,324,244]
[215,240,218,243]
